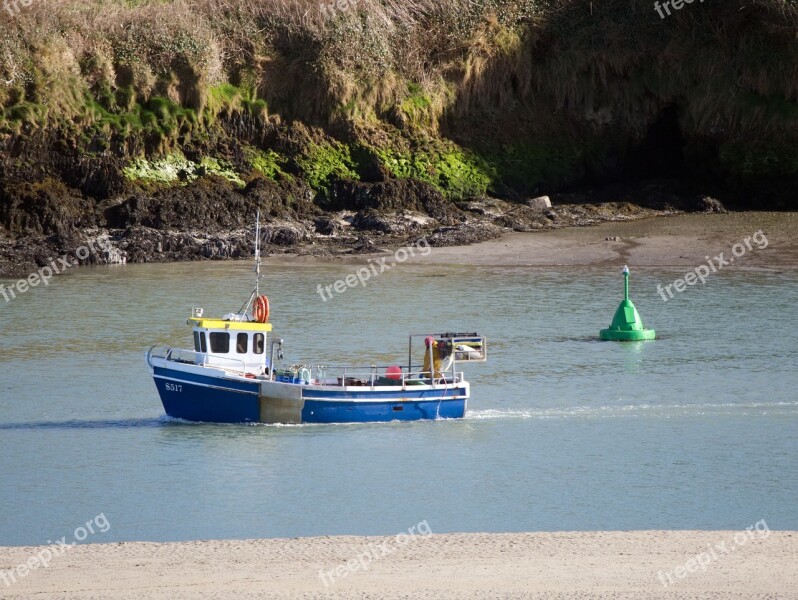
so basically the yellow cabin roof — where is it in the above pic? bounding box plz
[187,317,273,332]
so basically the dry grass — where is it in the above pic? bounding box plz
[0,0,544,122]
[2,0,798,181]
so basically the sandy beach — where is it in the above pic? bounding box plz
[304,211,797,269]
[1,530,796,599]
[407,211,798,269]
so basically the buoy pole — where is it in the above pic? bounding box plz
[623,265,629,301]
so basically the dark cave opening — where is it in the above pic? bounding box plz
[627,104,686,179]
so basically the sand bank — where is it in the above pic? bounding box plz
[1,530,796,599]
[405,212,798,269]
[286,211,797,269]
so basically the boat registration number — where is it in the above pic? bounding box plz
[165,383,183,392]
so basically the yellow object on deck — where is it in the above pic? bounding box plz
[422,342,443,378]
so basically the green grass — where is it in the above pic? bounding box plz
[205,84,268,120]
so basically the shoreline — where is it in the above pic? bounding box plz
[411,211,798,268]
[262,211,798,270]
[2,213,797,291]
[2,530,796,599]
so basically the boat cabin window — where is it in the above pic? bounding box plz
[193,331,200,352]
[236,333,248,354]
[254,333,264,354]
[200,332,207,353]
[210,332,230,353]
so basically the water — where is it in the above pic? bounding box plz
[1,260,797,546]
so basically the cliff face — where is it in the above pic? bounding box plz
[0,0,795,274]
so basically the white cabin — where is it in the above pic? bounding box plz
[186,310,272,374]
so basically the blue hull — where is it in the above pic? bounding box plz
[154,367,261,423]
[301,398,466,423]
[153,366,466,424]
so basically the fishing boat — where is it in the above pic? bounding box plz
[144,214,487,424]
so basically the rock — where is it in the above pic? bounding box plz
[243,177,318,219]
[351,209,401,234]
[525,195,552,210]
[456,199,505,217]
[697,195,727,213]
[314,215,348,236]
[330,179,460,226]
[426,223,504,247]
[351,209,436,235]
[261,220,309,246]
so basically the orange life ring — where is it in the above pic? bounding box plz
[254,295,270,323]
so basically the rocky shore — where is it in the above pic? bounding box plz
[0,176,726,278]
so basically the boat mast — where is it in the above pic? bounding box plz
[238,210,262,316]
[254,209,261,297]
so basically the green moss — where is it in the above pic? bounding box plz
[122,153,245,187]
[377,143,492,200]
[198,157,246,187]
[122,153,195,184]
[296,141,359,193]
[244,147,291,181]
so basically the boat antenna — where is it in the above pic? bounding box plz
[254,209,261,296]
[238,210,262,316]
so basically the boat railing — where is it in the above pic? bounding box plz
[148,346,463,388]
[146,345,171,368]
[147,345,249,375]
[301,364,463,389]
[200,352,250,374]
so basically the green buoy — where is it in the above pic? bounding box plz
[599,265,656,341]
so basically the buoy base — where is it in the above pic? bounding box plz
[599,328,656,342]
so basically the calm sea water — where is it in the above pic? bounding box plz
[1,259,796,546]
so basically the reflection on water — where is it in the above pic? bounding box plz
[1,261,797,545]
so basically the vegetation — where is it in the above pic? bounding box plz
[244,148,291,182]
[1,0,798,206]
[295,141,359,194]
[123,154,245,187]
[376,143,492,200]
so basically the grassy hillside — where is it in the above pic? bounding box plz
[1,0,798,207]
